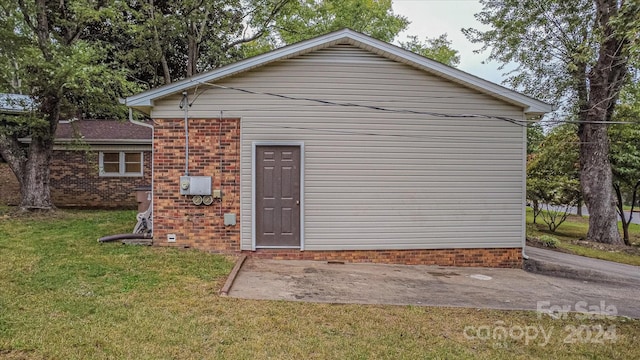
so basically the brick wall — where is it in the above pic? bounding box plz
[50,149,151,208]
[244,248,523,268]
[153,118,241,252]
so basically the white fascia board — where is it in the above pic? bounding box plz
[19,138,151,145]
[73,139,152,145]
[126,28,552,115]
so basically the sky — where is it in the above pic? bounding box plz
[392,0,511,85]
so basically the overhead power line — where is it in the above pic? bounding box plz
[195,81,639,127]
[199,82,526,127]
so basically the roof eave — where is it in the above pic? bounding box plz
[73,139,152,145]
[19,138,152,145]
[0,109,29,115]
[128,102,153,116]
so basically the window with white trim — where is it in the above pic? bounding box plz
[99,152,143,177]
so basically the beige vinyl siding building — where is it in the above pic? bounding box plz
[127,29,551,267]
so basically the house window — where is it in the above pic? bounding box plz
[99,152,143,177]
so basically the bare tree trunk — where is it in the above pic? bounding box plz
[19,137,55,210]
[187,32,198,77]
[576,198,583,216]
[160,53,171,84]
[11,59,21,92]
[0,132,56,211]
[622,222,630,246]
[2,93,60,210]
[579,123,621,244]
[149,0,171,85]
[614,184,630,246]
[4,0,59,211]
[576,0,629,245]
[630,182,640,246]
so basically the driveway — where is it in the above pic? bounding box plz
[525,246,640,284]
[229,257,640,318]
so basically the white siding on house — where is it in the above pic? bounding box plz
[151,44,526,251]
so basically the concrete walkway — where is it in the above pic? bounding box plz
[229,257,640,318]
[525,246,640,285]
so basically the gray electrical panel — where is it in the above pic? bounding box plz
[179,176,212,195]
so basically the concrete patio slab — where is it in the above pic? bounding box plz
[228,258,640,318]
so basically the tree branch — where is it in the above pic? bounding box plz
[0,132,26,186]
[34,0,52,61]
[223,0,291,50]
[629,180,640,224]
[614,183,625,221]
[16,0,35,32]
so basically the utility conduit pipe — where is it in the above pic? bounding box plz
[180,91,189,175]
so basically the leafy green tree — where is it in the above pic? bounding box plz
[398,34,460,67]
[610,124,640,245]
[527,84,640,240]
[527,123,544,155]
[0,0,137,210]
[104,0,290,89]
[239,1,459,66]
[1,0,292,210]
[465,0,640,244]
[272,0,409,44]
[610,81,640,245]
[525,123,546,223]
[1,0,444,211]
[527,124,581,231]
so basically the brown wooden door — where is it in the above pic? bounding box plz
[256,146,301,247]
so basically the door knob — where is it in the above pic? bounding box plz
[296,200,300,205]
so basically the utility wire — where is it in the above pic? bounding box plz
[197,81,640,127]
[200,82,527,127]
[247,122,523,143]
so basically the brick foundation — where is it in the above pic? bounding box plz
[152,118,241,252]
[243,248,523,268]
[50,150,152,208]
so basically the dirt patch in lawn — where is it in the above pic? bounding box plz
[566,214,589,223]
[570,239,640,256]
[0,162,20,206]
[526,238,573,253]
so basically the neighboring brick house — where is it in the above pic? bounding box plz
[125,29,552,267]
[21,119,152,208]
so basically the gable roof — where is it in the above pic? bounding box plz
[0,93,34,114]
[55,119,152,144]
[20,119,152,145]
[125,28,552,116]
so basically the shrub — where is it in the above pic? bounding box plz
[539,235,560,248]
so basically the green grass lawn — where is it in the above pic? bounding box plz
[1,209,639,359]
[526,208,640,266]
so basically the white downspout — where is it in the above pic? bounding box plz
[180,91,189,175]
[522,117,529,261]
[128,108,155,229]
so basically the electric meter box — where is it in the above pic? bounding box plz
[179,176,212,196]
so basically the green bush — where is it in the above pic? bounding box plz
[539,235,560,248]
